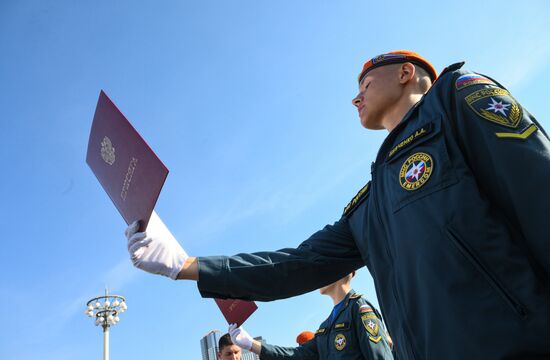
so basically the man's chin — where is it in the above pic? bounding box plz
[360,117,384,130]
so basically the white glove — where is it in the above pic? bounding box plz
[125,210,188,280]
[228,323,253,350]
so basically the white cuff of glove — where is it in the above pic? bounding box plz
[228,323,253,350]
[125,210,188,280]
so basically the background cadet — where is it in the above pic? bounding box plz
[218,333,242,360]
[228,273,393,359]
[125,50,550,359]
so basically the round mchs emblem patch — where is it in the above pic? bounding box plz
[334,333,347,351]
[399,152,433,191]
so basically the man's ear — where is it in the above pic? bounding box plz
[399,62,416,84]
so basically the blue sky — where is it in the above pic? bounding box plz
[1,1,549,359]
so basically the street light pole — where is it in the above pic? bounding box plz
[85,288,127,360]
[103,323,109,360]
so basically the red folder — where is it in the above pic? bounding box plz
[214,298,258,327]
[87,90,258,324]
[86,90,168,231]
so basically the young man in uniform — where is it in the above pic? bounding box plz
[125,50,550,359]
[218,333,242,360]
[227,273,393,359]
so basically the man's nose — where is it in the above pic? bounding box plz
[352,95,362,107]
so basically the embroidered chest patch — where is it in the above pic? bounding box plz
[465,87,522,128]
[399,152,433,191]
[334,333,347,350]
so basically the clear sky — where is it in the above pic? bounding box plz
[1,1,549,359]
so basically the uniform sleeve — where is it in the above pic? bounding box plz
[353,300,394,360]
[259,339,319,360]
[197,217,364,301]
[450,71,550,278]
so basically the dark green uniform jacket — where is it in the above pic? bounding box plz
[260,290,393,360]
[197,63,550,359]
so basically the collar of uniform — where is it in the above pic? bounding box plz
[375,101,423,164]
[344,289,358,306]
[373,62,464,163]
[325,289,357,327]
[398,62,464,128]
[396,62,465,126]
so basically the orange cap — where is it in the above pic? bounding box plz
[358,50,437,84]
[296,331,315,345]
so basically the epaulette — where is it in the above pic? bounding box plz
[438,61,465,78]
[349,293,362,299]
[343,181,371,217]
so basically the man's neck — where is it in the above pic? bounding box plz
[383,93,424,132]
[329,286,351,305]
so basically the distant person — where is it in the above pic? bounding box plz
[229,273,393,359]
[218,333,242,360]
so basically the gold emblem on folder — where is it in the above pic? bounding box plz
[100,136,116,165]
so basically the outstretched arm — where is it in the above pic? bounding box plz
[127,214,364,301]
[229,324,318,360]
[177,257,198,280]
[196,217,364,301]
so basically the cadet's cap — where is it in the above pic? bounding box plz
[296,331,315,345]
[358,50,437,84]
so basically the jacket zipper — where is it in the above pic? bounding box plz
[447,227,527,319]
[325,294,347,357]
[370,107,424,358]
[371,163,419,359]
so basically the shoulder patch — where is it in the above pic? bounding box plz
[359,304,374,314]
[455,73,496,90]
[343,181,370,217]
[495,123,537,140]
[361,314,382,343]
[465,87,522,128]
